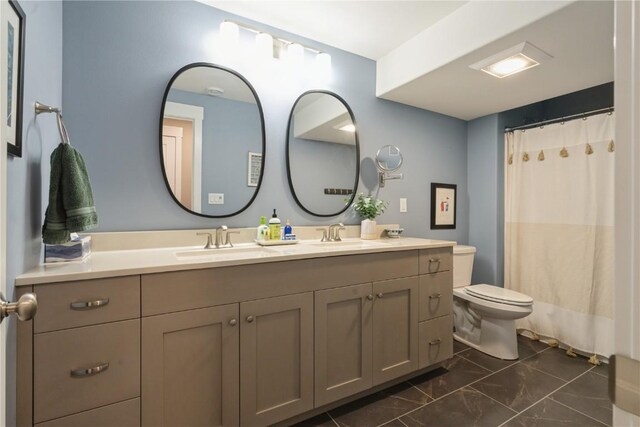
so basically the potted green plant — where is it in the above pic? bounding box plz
[351,193,388,239]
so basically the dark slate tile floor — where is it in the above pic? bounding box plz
[293,337,612,427]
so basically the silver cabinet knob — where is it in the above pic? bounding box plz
[366,294,374,301]
[377,293,384,299]
[246,315,254,323]
[229,318,237,326]
[0,292,37,324]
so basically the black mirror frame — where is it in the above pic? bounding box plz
[159,62,266,218]
[286,90,360,217]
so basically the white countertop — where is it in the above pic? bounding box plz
[16,237,455,286]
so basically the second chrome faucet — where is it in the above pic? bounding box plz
[197,225,237,249]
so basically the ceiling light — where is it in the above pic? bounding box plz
[470,42,552,79]
[338,124,356,132]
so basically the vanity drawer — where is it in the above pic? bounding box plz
[419,271,452,321]
[418,315,453,368]
[34,276,140,333]
[34,320,140,423]
[35,398,140,427]
[419,247,452,274]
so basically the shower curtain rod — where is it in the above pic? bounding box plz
[504,106,614,133]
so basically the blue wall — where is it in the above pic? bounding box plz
[5,2,63,425]
[62,1,469,243]
[467,83,613,286]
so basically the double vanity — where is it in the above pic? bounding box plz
[15,231,454,427]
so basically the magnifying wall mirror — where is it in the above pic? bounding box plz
[376,145,404,187]
[287,91,360,217]
[160,62,265,218]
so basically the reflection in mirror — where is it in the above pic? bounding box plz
[287,91,359,217]
[160,63,265,217]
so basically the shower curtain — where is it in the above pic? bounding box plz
[504,112,614,358]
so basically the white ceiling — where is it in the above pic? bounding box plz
[198,0,614,120]
[171,66,256,103]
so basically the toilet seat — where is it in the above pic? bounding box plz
[464,284,533,307]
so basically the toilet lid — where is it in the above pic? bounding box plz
[464,284,533,306]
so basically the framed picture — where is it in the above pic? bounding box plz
[431,183,457,229]
[247,151,262,187]
[1,0,25,157]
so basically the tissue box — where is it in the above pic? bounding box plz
[45,235,91,263]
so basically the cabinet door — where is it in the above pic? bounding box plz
[372,277,420,386]
[315,283,373,407]
[240,292,314,426]
[142,304,239,427]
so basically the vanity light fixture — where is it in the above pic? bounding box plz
[470,42,552,78]
[255,32,273,60]
[219,21,239,46]
[219,20,331,71]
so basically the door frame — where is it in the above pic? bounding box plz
[0,0,8,423]
[613,1,640,424]
[164,101,204,212]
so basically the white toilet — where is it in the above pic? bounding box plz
[452,245,533,360]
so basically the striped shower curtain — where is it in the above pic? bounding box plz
[504,112,614,358]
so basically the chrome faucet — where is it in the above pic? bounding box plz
[328,223,346,241]
[215,225,228,248]
[196,225,228,249]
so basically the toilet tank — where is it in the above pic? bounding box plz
[453,245,476,288]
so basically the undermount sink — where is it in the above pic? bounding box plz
[175,245,274,259]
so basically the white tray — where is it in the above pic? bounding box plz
[255,239,299,246]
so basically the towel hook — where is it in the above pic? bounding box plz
[35,101,71,145]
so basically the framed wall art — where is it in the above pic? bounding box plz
[431,182,457,229]
[2,0,26,157]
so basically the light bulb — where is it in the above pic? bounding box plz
[255,32,273,60]
[287,43,304,65]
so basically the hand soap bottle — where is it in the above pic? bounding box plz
[284,219,292,236]
[269,209,281,241]
[257,216,269,241]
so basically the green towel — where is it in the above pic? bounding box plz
[42,143,98,244]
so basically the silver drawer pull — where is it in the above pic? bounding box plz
[429,293,442,299]
[429,257,441,263]
[429,339,442,346]
[70,362,109,378]
[70,298,109,310]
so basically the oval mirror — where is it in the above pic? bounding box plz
[376,145,403,172]
[286,91,359,217]
[160,63,265,217]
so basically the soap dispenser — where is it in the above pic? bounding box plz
[269,209,281,240]
[257,216,269,241]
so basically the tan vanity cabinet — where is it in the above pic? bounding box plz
[141,304,240,427]
[314,283,373,407]
[17,277,142,427]
[419,247,453,274]
[419,271,453,321]
[417,247,453,368]
[240,292,314,426]
[372,276,420,386]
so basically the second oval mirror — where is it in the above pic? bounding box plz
[160,63,265,217]
[286,91,359,217]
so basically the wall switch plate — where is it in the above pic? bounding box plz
[400,198,407,213]
[208,193,224,205]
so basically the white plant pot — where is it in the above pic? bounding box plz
[360,219,378,240]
